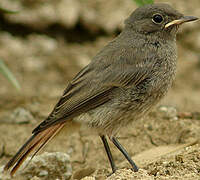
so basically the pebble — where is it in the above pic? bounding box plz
[1,107,35,124]
[158,106,178,120]
[18,152,72,180]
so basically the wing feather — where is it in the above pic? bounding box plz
[33,48,154,133]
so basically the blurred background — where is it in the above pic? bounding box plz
[0,0,200,179]
[0,0,199,111]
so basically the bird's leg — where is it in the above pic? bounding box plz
[100,135,117,173]
[111,137,139,172]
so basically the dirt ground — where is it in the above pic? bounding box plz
[0,0,200,179]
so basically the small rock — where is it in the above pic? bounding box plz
[38,170,48,177]
[1,107,35,124]
[18,152,72,180]
[158,106,178,120]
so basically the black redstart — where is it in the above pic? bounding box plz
[4,3,198,176]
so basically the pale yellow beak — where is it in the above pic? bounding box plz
[165,16,198,28]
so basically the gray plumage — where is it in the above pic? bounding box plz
[34,4,180,136]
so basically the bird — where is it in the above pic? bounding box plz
[4,3,198,176]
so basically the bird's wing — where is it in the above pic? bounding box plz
[5,61,152,175]
[33,50,154,133]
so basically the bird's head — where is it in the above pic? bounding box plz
[125,3,198,38]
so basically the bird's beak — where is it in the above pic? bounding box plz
[165,16,198,28]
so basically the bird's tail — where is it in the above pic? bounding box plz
[4,122,65,176]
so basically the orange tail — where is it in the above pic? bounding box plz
[4,122,65,176]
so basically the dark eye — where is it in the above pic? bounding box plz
[152,14,163,24]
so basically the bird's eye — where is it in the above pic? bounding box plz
[152,14,164,24]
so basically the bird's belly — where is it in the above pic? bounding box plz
[73,76,174,137]
[73,94,157,136]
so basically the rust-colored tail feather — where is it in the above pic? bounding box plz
[4,123,65,176]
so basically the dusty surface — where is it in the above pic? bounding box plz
[0,0,200,179]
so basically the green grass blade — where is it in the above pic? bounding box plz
[0,6,19,14]
[132,0,154,6]
[0,59,21,91]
